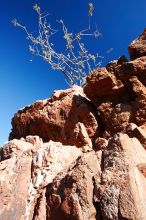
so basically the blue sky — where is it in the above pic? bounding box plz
[0,0,146,146]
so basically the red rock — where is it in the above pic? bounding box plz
[118,56,146,86]
[1,29,146,220]
[0,136,102,220]
[98,102,134,138]
[128,28,146,60]
[46,151,101,220]
[131,126,146,149]
[94,137,108,150]
[100,133,146,220]
[0,140,33,220]
[2,133,146,220]
[130,76,146,127]
[0,136,82,220]
[84,45,146,139]
[9,86,99,148]
[106,56,128,76]
[84,67,125,105]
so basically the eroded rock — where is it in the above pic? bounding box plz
[46,151,101,220]
[84,67,125,105]
[101,133,146,220]
[9,86,99,148]
[1,29,146,220]
[128,28,146,60]
[0,137,82,220]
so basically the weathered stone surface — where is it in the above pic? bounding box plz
[83,33,146,138]
[46,151,101,220]
[94,137,108,151]
[128,28,146,60]
[117,56,146,86]
[84,67,125,105]
[2,133,146,220]
[0,140,33,220]
[131,126,146,149]
[0,136,102,220]
[1,29,146,220]
[106,56,128,74]
[98,102,134,138]
[9,86,99,148]
[101,133,146,220]
[129,76,146,127]
[0,136,82,220]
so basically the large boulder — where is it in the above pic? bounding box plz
[115,56,146,86]
[0,136,101,220]
[1,133,146,219]
[9,86,99,148]
[98,102,134,138]
[46,151,101,220]
[83,34,146,137]
[84,67,126,105]
[100,133,146,219]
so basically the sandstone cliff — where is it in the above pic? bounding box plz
[0,29,146,220]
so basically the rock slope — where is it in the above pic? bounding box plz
[0,29,146,220]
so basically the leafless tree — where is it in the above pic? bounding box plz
[12,3,106,86]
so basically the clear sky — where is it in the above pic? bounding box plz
[0,0,146,146]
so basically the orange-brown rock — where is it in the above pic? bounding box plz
[0,136,101,220]
[83,31,146,138]
[131,126,146,149]
[46,151,101,220]
[100,133,146,220]
[115,56,146,86]
[1,29,146,220]
[128,28,146,60]
[98,102,134,138]
[1,132,146,219]
[9,86,99,148]
[130,76,146,127]
[84,67,125,105]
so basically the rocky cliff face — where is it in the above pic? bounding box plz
[1,29,146,220]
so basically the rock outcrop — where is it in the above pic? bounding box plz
[101,133,146,220]
[128,28,146,60]
[1,29,146,219]
[9,86,99,149]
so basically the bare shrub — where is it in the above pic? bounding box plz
[12,3,108,86]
